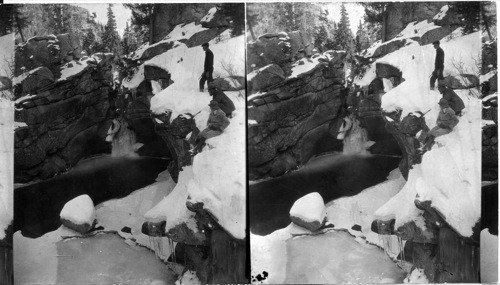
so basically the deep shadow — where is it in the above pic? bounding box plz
[250,153,400,236]
[14,156,169,238]
[481,183,498,235]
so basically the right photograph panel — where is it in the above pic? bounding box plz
[247,2,496,283]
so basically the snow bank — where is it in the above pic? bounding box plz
[326,168,406,246]
[186,91,246,239]
[480,229,499,283]
[0,34,14,78]
[376,91,481,237]
[144,167,197,232]
[355,24,483,238]
[379,32,480,117]
[60,194,95,226]
[0,100,13,239]
[251,224,311,284]
[133,21,245,240]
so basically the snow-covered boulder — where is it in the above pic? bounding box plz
[444,74,480,89]
[60,195,96,234]
[289,192,326,231]
[433,5,461,27]
[375,63,402,78]
[200,7,229,29]
[247,64,285,94]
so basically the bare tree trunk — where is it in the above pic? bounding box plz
[381,4,387,42]
[481,5,493,41]
[148,5,155,45]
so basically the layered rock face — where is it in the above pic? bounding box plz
[14,37,114,182]
[385,2,447,41]
[248,49,347,179]
[151,4,215,44]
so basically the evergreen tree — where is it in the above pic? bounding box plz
[124,4,156,45]
[314,9,329,52]
[334,3,354,52]
[0,5,13,37]
[360,2,391,42]
[103,4,121,55]
[277,3,303,32]
[449,2,480,35]
[220,3,245,37]
[480,1,496,40]
[45,4,71,35]
[121,21,139,56]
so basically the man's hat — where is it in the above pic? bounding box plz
[433,40,440,45]
[437,80,446,88]
[202,42,209,47]
[209,100,219,107]
[208,83,216,90]
[438,98,449,106]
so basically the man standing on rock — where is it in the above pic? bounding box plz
[199,42,214,92]
[430,40,444,90]
[437,81,465,116]
[208,84,235,118]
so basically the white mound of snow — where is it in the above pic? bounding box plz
[201,7,217,23]
[404,268,429,283]
[433,5,449,21]
[289,192,326,227]
[144,167,197,232]
[60,194,96,226]
[187,92,246,239]
[480,229,499,283]
[175,270,201,285]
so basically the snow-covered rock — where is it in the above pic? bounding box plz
[433,5,461,26]
[60,195,96,234]
[289,192,326,231]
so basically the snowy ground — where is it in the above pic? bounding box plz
[251,168,409,284]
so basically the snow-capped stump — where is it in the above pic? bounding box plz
[289,192,326,231]
[60,195,96,234]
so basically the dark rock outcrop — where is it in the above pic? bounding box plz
[384,2,446,41]
[247,52,347,180]
[15,34,81,77]
[444,74,480,89]
[14,54,113,182]
[247,31,313,74]
[247,64,285,94]
[151,4,214,44]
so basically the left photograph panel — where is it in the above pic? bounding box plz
[0,4,15,285]
[11,3,247,284]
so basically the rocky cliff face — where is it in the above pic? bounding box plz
[247,44,347,180]
[385,2,447,41]
[14,35,114,182]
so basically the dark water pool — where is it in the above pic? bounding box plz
[14,156,169,238]
[249,153,400,235]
